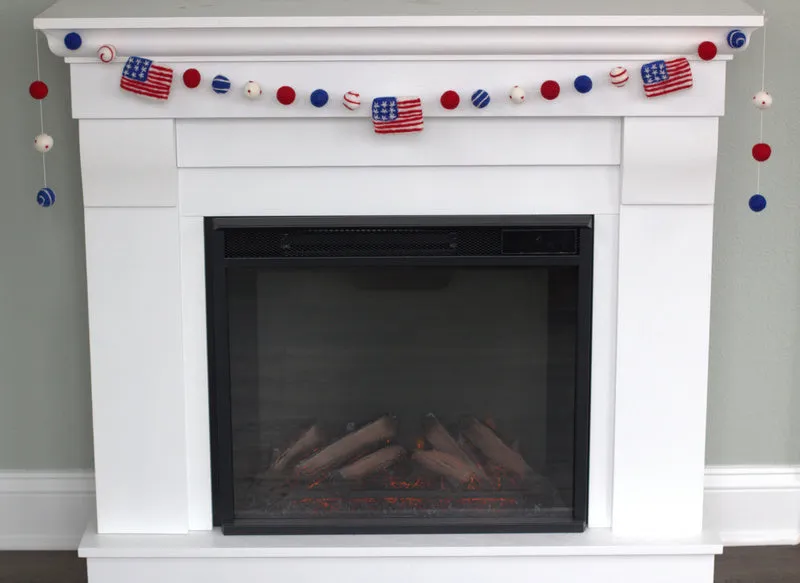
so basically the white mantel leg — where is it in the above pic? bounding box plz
[81,120,189,533]
[612,118,718,535]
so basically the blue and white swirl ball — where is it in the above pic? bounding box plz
[727,29,748,50]
[37,187,56,208]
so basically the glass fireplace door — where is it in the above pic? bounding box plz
[206,216,592,535]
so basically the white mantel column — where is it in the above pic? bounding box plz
[612,117,718,535]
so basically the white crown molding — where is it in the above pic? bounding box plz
[34,25,762,60]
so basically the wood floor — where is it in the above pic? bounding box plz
[0,546,798,582]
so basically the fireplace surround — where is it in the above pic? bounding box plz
[34,0,763,581]
[206,216,593,534]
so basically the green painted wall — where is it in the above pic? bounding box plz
[0,0,796,470]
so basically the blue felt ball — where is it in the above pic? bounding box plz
[310,89,329,108]
[471,89,490,108]
[211,75,231,94]
[37,187,56,208]
[749,194,767,212]
[727,29,748,49]
[574,75,593,94]
[64,32,82,51]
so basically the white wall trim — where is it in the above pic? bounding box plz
[704,465,800,546]
[0,470,95,550]
[1,467,799,550]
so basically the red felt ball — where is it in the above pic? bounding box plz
[29,80,48,100]
[540,80,561,100]
[752,143,772,162]
[277,85,296,105]
[183,68,201,89]
[698,41,718,61]
[440,90,460,110]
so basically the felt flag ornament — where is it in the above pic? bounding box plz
[371,96,424,134]
[641,57,693,98]
[120,56,174,100]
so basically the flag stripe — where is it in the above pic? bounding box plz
[120,80,171,97]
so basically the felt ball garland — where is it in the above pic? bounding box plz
[574,75,593,94]
[749,13,772,212]
[276,85,296,105]
[440,90,460,110]
[31,32,54,208]
[698,41,718,61]
[728,29,748,50]
[183,68,202,89]
[64,32,82,51]
[471,89,490,108]
[97,44,116,63]
[540,80,560,100]
[310,89,329,108]
[342,91,361,110]
[212,75,231,94]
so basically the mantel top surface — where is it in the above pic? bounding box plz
[36,0,762,29]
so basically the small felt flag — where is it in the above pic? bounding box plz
[641,58,693,98]
[372,96,424,134]
[120,56,174,100]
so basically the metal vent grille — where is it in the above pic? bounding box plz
[223,227,578,259]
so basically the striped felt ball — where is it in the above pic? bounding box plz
[727,29,748,49]
[471,89,490,108]
[212,75,231,94]
[609,67,629,87]
[342,91,361,110]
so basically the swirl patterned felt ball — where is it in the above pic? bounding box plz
[609,67,629,87]
[211,75,231,94]
[37,188,56,208]
[97,44,116,63]
[471,89,490,108]
[727,29,748,49]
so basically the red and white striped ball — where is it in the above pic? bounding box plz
[342,91,361,110]
[610,66,629,87]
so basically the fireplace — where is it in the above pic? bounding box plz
[206,217,592,534]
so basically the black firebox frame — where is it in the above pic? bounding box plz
[206,215,593,535]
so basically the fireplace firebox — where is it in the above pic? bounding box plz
[206,216,592,535]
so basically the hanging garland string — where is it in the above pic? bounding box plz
[750,11,771,212]
[31,32,55,207]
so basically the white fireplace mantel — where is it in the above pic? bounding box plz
[36,0,762,581]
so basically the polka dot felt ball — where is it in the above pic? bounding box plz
[97,44,116,63]
[574,75,593,94]
[440,90,460,110]
[540,80,560,100]
[34,133,53,153]
[752,143,772,162]
[244,81,262,99]
[753,91,773,109]
[37,187,56,208]
[698,41,718,61]
[277,86,296,105]
[749,194,767,212]
[471,89,490,108]
[29,81,48,100]
[310,89,329,108]
[727,29,748,49]
[183,68,202,89]
[509,85,526,104]
[212,75,231,94]
[63,32,82,50]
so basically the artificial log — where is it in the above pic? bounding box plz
[294,416,397,477]
[336,445,406,480]
[425,414,492,488]
[463,417,532,478]
[270,425,323,472]
[412,450,478,486]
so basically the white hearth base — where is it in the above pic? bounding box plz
[80,525,721,583]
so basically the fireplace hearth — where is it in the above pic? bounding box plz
[206,217,592,534]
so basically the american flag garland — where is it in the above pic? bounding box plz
[372,96,424,134]
[120,56,174,100]
[640,57,693,98]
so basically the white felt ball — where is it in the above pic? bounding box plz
[343,90,361,110]
[34,133,54,153]
[97,44,116,63]
[244,81,262,99]
[753,91,773,110]
[509,85,526,104]
[610,66,629,87]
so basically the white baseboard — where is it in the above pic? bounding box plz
[704,465,800,546]
[1,467,798,549]
[0,470,95,550]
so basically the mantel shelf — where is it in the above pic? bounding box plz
[35,0,763,59]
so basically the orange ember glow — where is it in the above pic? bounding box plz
[415,438,425,450]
